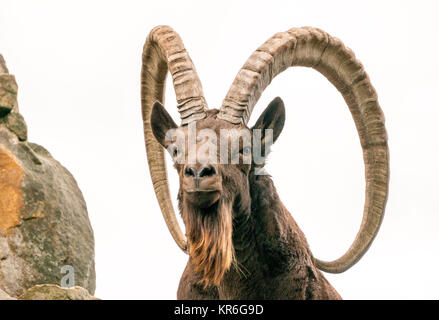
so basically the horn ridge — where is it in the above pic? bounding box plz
[219,26,389,273]
[141,25,209,253]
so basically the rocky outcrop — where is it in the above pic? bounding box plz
[0,55,18,116]
[0,287,16,300]
[19,284,98,300]
[0,55,96,298]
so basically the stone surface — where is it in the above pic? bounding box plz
[1,112,27,141]
[0,133,97,297]
[0,55,18,116]
[0,54,96,297]
[0,55,8,74]
[0,287,16,300]
[0,75,18,116]
[19,284,98,300]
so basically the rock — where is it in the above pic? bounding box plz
[0,287,16,300]
[19,284,98,300]
[0,112,28,141]
[0,55,96,298]
[0,56,8,74]
[0,55,18,116]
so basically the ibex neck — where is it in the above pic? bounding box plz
[232,173,313,262]
[221,173,316,299]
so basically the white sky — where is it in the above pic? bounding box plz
[1,0,438,299]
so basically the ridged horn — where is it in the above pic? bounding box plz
[141,26,208,253]
[218,27,389,273]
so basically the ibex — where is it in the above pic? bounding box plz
[141,26,389,299]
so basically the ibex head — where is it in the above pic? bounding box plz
[142,26,389,286]
[150,96,285,285]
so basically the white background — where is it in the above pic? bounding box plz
[1,0,438,299]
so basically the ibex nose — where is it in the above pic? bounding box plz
[184,165,217,178]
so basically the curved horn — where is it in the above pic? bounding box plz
[141,26,208,253]
[218,27,389,273]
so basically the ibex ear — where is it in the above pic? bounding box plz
[251,97,285,146]
[150,101,178,148]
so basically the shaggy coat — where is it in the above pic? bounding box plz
[152,102,341,300]
[177,170,341,299]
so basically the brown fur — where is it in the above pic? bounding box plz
[152,100,341,299]
[182,199,234,287]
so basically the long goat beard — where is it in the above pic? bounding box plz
[183,199,234,288]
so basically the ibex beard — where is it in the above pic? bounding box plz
[174,123,252,288]
[181,197,234,287]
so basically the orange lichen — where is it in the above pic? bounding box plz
[0,146,23,233]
